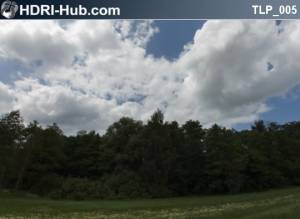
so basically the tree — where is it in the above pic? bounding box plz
[64,130,102,178]
[134,110,178,197]
[0,110,299,199]
[204,125,246,193]
[15,121,41,190]
[179,120,205,194]
[0,111,24,188]
[23,124,65,195]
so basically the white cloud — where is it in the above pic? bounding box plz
[0,82,15,114]
[0,21,74,68]
[11,78,117,133]
[114,21,159,47]
[169,21,300,126]
[1,20,300,134]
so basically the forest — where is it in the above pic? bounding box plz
[0,110,299,200]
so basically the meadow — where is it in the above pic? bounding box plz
[0,187,299,219]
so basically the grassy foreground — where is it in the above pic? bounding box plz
[0,187,299,219]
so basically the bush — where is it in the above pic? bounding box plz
[102,171,147,199]
[30,174,63,196]
[54,178,115,200]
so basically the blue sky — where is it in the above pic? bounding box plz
[235,89,300,130]
[147,21,205,60]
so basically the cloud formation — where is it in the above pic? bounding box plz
[0,20,300,134]
[172,21,300,126]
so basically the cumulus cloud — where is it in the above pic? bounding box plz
[170,21,300,126]
[11,78,117,133]
[0,20,300,134]
[0,21,74,68]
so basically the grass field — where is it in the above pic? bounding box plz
[0,187,299,219]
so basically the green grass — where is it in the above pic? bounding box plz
[0,187,299,218]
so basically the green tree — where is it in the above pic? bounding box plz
[0,111,24,188]
[205,125,246,193]
[179,120,205,194]
[64,131,102,178]
[23,123,65,195]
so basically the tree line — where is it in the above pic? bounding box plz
[0,110,299,200]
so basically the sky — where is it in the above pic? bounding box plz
[0,20,300,134]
